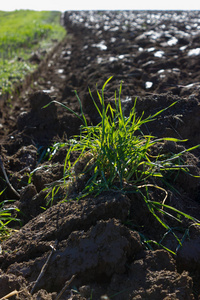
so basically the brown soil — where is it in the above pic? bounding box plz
[0,10,200,299]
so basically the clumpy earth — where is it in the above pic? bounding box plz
[0,10,200,299]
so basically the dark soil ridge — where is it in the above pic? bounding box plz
[0,10,200,299]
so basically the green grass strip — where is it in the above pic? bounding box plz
[0,10,66,95]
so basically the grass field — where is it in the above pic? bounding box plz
[0,10,66,95]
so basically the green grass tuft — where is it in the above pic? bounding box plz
[44,77,200,254]
[45,77,199,195]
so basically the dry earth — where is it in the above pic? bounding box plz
[0,10,200,299]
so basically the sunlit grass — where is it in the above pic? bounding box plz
[0,10,66,95]
[45,77,199,196]
[43,77,200,254]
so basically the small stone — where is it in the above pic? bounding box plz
[79,285,91,298]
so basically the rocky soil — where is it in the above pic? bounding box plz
[0,10,200,299]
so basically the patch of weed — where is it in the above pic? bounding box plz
[44,77,200,254]
[0,197,20,241]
